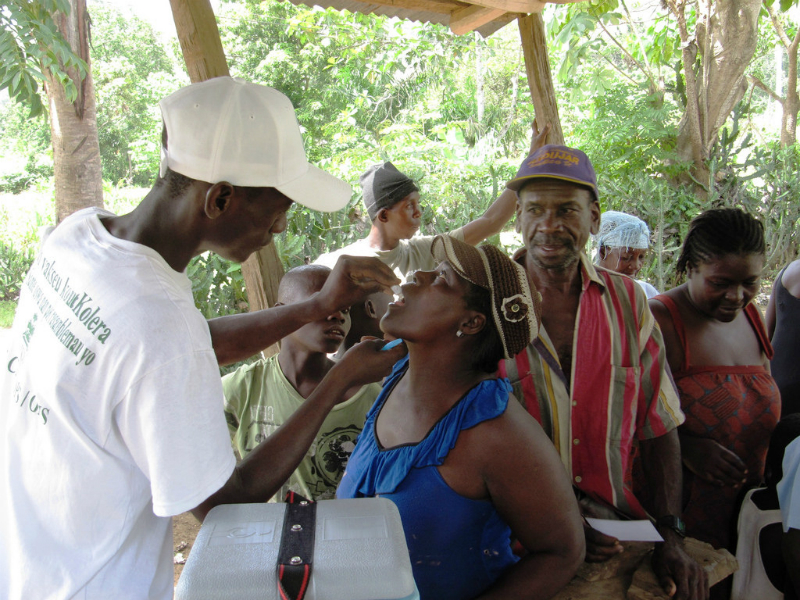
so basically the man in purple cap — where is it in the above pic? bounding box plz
[499,145,708,599]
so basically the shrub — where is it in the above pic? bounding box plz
[187,252,248,320]
[0,300,15,328]
[0,243,35,302]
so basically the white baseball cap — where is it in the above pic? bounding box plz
[159,76,351,212]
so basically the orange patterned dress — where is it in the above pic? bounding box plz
[654,295,781,550]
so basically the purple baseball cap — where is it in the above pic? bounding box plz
[506,144,598,201]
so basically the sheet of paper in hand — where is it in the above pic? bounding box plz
[585,518,664,542]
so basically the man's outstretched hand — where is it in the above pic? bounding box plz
[315,255,400,315]
[529,120,551,154]
[334,338,407,392]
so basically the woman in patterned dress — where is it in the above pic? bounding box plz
[649,208,780,558]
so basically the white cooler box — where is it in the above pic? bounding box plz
[174,497,419,600]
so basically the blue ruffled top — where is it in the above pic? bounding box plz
[337,356,518,600]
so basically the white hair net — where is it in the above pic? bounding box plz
[593,211,650,250]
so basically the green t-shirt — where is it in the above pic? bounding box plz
[222,355,381,501]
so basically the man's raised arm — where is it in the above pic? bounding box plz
[461,121,551,246]
[209,256,399,365]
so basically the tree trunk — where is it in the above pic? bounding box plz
[44,0,103,224]
[476,32,485,123]
[518,13,565,144]
[768,3,800,147]
[745,5,799,148]
[784,39,798,147]
[668,0,761,185]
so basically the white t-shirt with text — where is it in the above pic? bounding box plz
[0,209,235,599]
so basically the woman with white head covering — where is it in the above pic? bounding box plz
[593,210,659,298]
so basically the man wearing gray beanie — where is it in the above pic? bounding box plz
[315,123,549,282]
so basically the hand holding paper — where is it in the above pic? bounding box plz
[585,518,664,543]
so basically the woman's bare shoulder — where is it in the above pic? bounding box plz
[463,392,554,461]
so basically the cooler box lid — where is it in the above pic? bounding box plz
[175,497,419,600]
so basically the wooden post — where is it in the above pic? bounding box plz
[170,0,283,355]
[518,13,565,145]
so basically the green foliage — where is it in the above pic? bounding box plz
[0,242,35,301]
[0,0,87,117]
[215,0,532,269]
[597,102,800,290]
[547,1,678,104]
[0,153,53,194]
[0,4,185,190]
[187,252,248,319]
[600,172,704,290]
[754,143,800,268]
[764,0,799,12]
[565,83,681,180]
[699,107,800,271]
[89,6,184,185]
[0,300,16,328]
[2,0,799,312]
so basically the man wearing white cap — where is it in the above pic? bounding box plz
[593,210,659,299]
[0,77,405,600]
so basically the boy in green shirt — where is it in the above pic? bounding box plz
[222,264,382,500]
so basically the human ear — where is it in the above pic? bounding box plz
[588,201,601,235]
[460,312,487,336]
[204,182,235,219]
[365,299,378,319]
[377,208,390,223]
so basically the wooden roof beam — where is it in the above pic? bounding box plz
[469,0,545,14]
[449,5,506,34]
[356,0,467,16]
[518,13,564,144]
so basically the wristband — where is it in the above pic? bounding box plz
[655,515,686,538]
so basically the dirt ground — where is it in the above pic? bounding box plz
[173,512,202,588]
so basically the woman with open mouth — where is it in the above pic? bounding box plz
[337,234,585,600]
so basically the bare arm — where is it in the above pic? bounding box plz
[476,399,584,599]
[191,340,406,521]
[766,277,777,340]
[641,431,709,600]
[766,270,778,341]
[209,297,333,366]
[460,122,551,247]
[209,256,400,365]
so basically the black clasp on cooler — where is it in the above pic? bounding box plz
[277,494,317,600]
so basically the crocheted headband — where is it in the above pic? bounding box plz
[593,211,650,250]
[432,235,540,358]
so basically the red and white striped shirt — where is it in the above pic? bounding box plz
[500,253,683,519]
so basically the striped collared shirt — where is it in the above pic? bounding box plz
[500,252,684,519]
